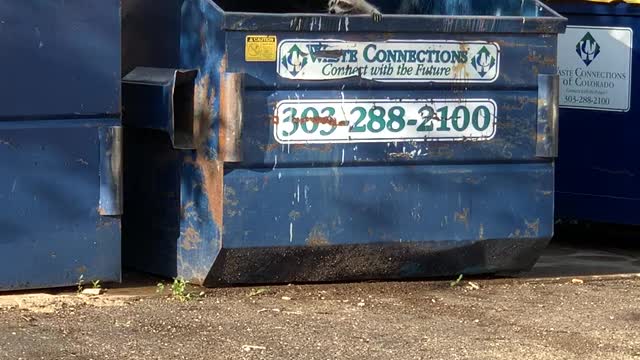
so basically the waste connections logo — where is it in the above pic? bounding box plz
[276,40,500,82]
[471,46,496,78]
[280,44,309,77]
[576,32,600,66]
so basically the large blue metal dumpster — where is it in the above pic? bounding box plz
[0,1,122,290]
[122,0,566,285]
[546,0,639,225]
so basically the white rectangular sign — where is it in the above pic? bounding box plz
[558,26,633,112]
[273,99,497,144]
[277,40,500,83]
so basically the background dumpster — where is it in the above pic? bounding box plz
[546,0,639,225]
[122,0,566,285]
[0,1,122,290]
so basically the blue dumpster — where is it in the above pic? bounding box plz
[122,0,566,285]
[0,1,122,290]
[546,0,639,225]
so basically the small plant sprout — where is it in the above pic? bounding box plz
[156,282,166,293]
[77,274,85,293]
[171,277,193,302]
[91,280,101,289]
[450,274,464,288]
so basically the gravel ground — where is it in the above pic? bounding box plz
[0,276,638,360]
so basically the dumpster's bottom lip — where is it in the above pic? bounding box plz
[201,237,551,286]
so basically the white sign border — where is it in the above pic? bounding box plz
[276,39,502,84]
[272,98,498,144]
[559,25,633,113]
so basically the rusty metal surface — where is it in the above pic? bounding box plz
[219,73,245,162]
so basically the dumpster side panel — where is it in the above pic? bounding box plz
[0,0,121,118]
[0,120,121,290]
[211,162,553,284]
[223,163,554,248]
[549,2,640,224]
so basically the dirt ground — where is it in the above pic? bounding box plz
[0,275,638,360]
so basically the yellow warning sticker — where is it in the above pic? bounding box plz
[245,36,277,62]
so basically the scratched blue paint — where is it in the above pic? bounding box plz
[223,164,553,248]
[0,0,120,119]
[0,120,121,290]
[547,1,640,225]
[122,0,566,285]
[0,0,121,290]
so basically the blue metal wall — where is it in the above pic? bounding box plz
[548,1,640,225]
[0,1,122,290]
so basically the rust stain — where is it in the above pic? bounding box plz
[454,208,470,228]
[388,152,414,160]
[76,266,87,274]
[306,225,330,246]
[452,42,471,82]
[181,226,202,250]
[527,53,556,67]
[187,154,224,231]
[189,53,226,236]
[260,143,280,152]
[217,56,228,160]
[291,116,348,126]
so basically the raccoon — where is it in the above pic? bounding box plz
[327,0,382,22]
